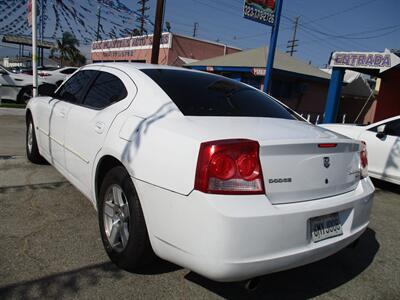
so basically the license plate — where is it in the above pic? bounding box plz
[310,213,343,243]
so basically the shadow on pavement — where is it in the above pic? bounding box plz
[185,228,379,300]
[0,229,379,299]
[371,178,400,194]
[0,259,182,299]
[0,262,122,299]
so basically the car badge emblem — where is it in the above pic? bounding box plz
[323,157,330,168]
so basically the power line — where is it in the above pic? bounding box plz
[300,0,379,27]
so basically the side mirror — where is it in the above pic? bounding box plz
[38,83,57,97]
[376,124,386,138]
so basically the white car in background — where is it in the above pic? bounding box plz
[25,63,374,282]
[321,116,400,185]
[0,65,37,103]
[38,67,78,86]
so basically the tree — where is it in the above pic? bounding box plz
[165,21,171,32]
[50,32,86,66]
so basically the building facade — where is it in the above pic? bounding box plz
[91,33,241,66]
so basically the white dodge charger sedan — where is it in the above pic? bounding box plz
[25,63,374,282]
[321,116,399,185]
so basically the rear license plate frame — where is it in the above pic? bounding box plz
[310,213,343,243]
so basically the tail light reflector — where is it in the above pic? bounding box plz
[360,141,368,179]
[194,139,265,194]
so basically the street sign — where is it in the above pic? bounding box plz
[330,49,400,73]
[243,0,276,26]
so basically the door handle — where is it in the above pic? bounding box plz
[95,122,105,134]
[58,110,66,118]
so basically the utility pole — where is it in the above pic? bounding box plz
[32,0,38,97]
[151,0,165,64]
[96,7,101,41]
[286,16,299,56]
[40,0,44,66]
[193,22,199,38]
[136,0,149,35]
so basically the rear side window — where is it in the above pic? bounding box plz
[141,69,300,120]
[82,71,127,109]
[56,70,97,103]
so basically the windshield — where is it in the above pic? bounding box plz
[141,69,302,120]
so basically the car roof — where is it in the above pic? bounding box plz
[84,62,195,72]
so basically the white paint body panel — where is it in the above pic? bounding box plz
[27,63,375,282]
[321,116,400,185]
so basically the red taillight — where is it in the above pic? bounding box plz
[194,139,265,194]
[318,143,337,148]
[39,72,51,77]
[360,141,368,178]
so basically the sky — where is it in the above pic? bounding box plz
[0,0,399,68]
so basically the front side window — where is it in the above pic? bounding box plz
[141,69,301,120]
[385,120,400,137]
[82,71,127,109]
[56,70,97,103]
[369,119,400,137]
[60,68,77,75]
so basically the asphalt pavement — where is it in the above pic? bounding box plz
[0,108,399,299]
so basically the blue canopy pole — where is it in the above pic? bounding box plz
[263,0,283,94]
[323,67,345,123]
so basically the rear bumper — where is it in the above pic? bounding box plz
[134,177,374,282]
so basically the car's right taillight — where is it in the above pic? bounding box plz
[194,139,265,194]
[360,141,368,179]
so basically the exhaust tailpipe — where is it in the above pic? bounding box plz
[242,277,261,291]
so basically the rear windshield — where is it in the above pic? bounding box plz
[141,69,301,120]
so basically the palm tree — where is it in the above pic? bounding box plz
[50,32,84,66]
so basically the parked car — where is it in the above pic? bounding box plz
[25,63,374,282]
[0,65,37,103]
[321,116,400,185]
[37,67,78,86]
[0,65,55,103]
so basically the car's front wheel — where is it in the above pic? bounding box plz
[17,86,33,104]
[98,166,155,270]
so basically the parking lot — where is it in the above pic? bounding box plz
[0,108,399,300]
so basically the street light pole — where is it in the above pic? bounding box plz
[32,0,38,97]
[151,0,165,64]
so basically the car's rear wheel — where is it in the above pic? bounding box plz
[26,116,47,164]
[98,166,155,270]
[17,86,33,104]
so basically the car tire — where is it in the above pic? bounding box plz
[26,116,47,164]
[98,166,155,271]
[17,86,33,104]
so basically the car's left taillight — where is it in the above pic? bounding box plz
[360,141,368,179]
[38,72,51,77]
[194,139,265,194]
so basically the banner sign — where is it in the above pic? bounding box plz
[91,33,172,53]
[243,0,276,26]
[330,49,400,73]
[27,0,32,26]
